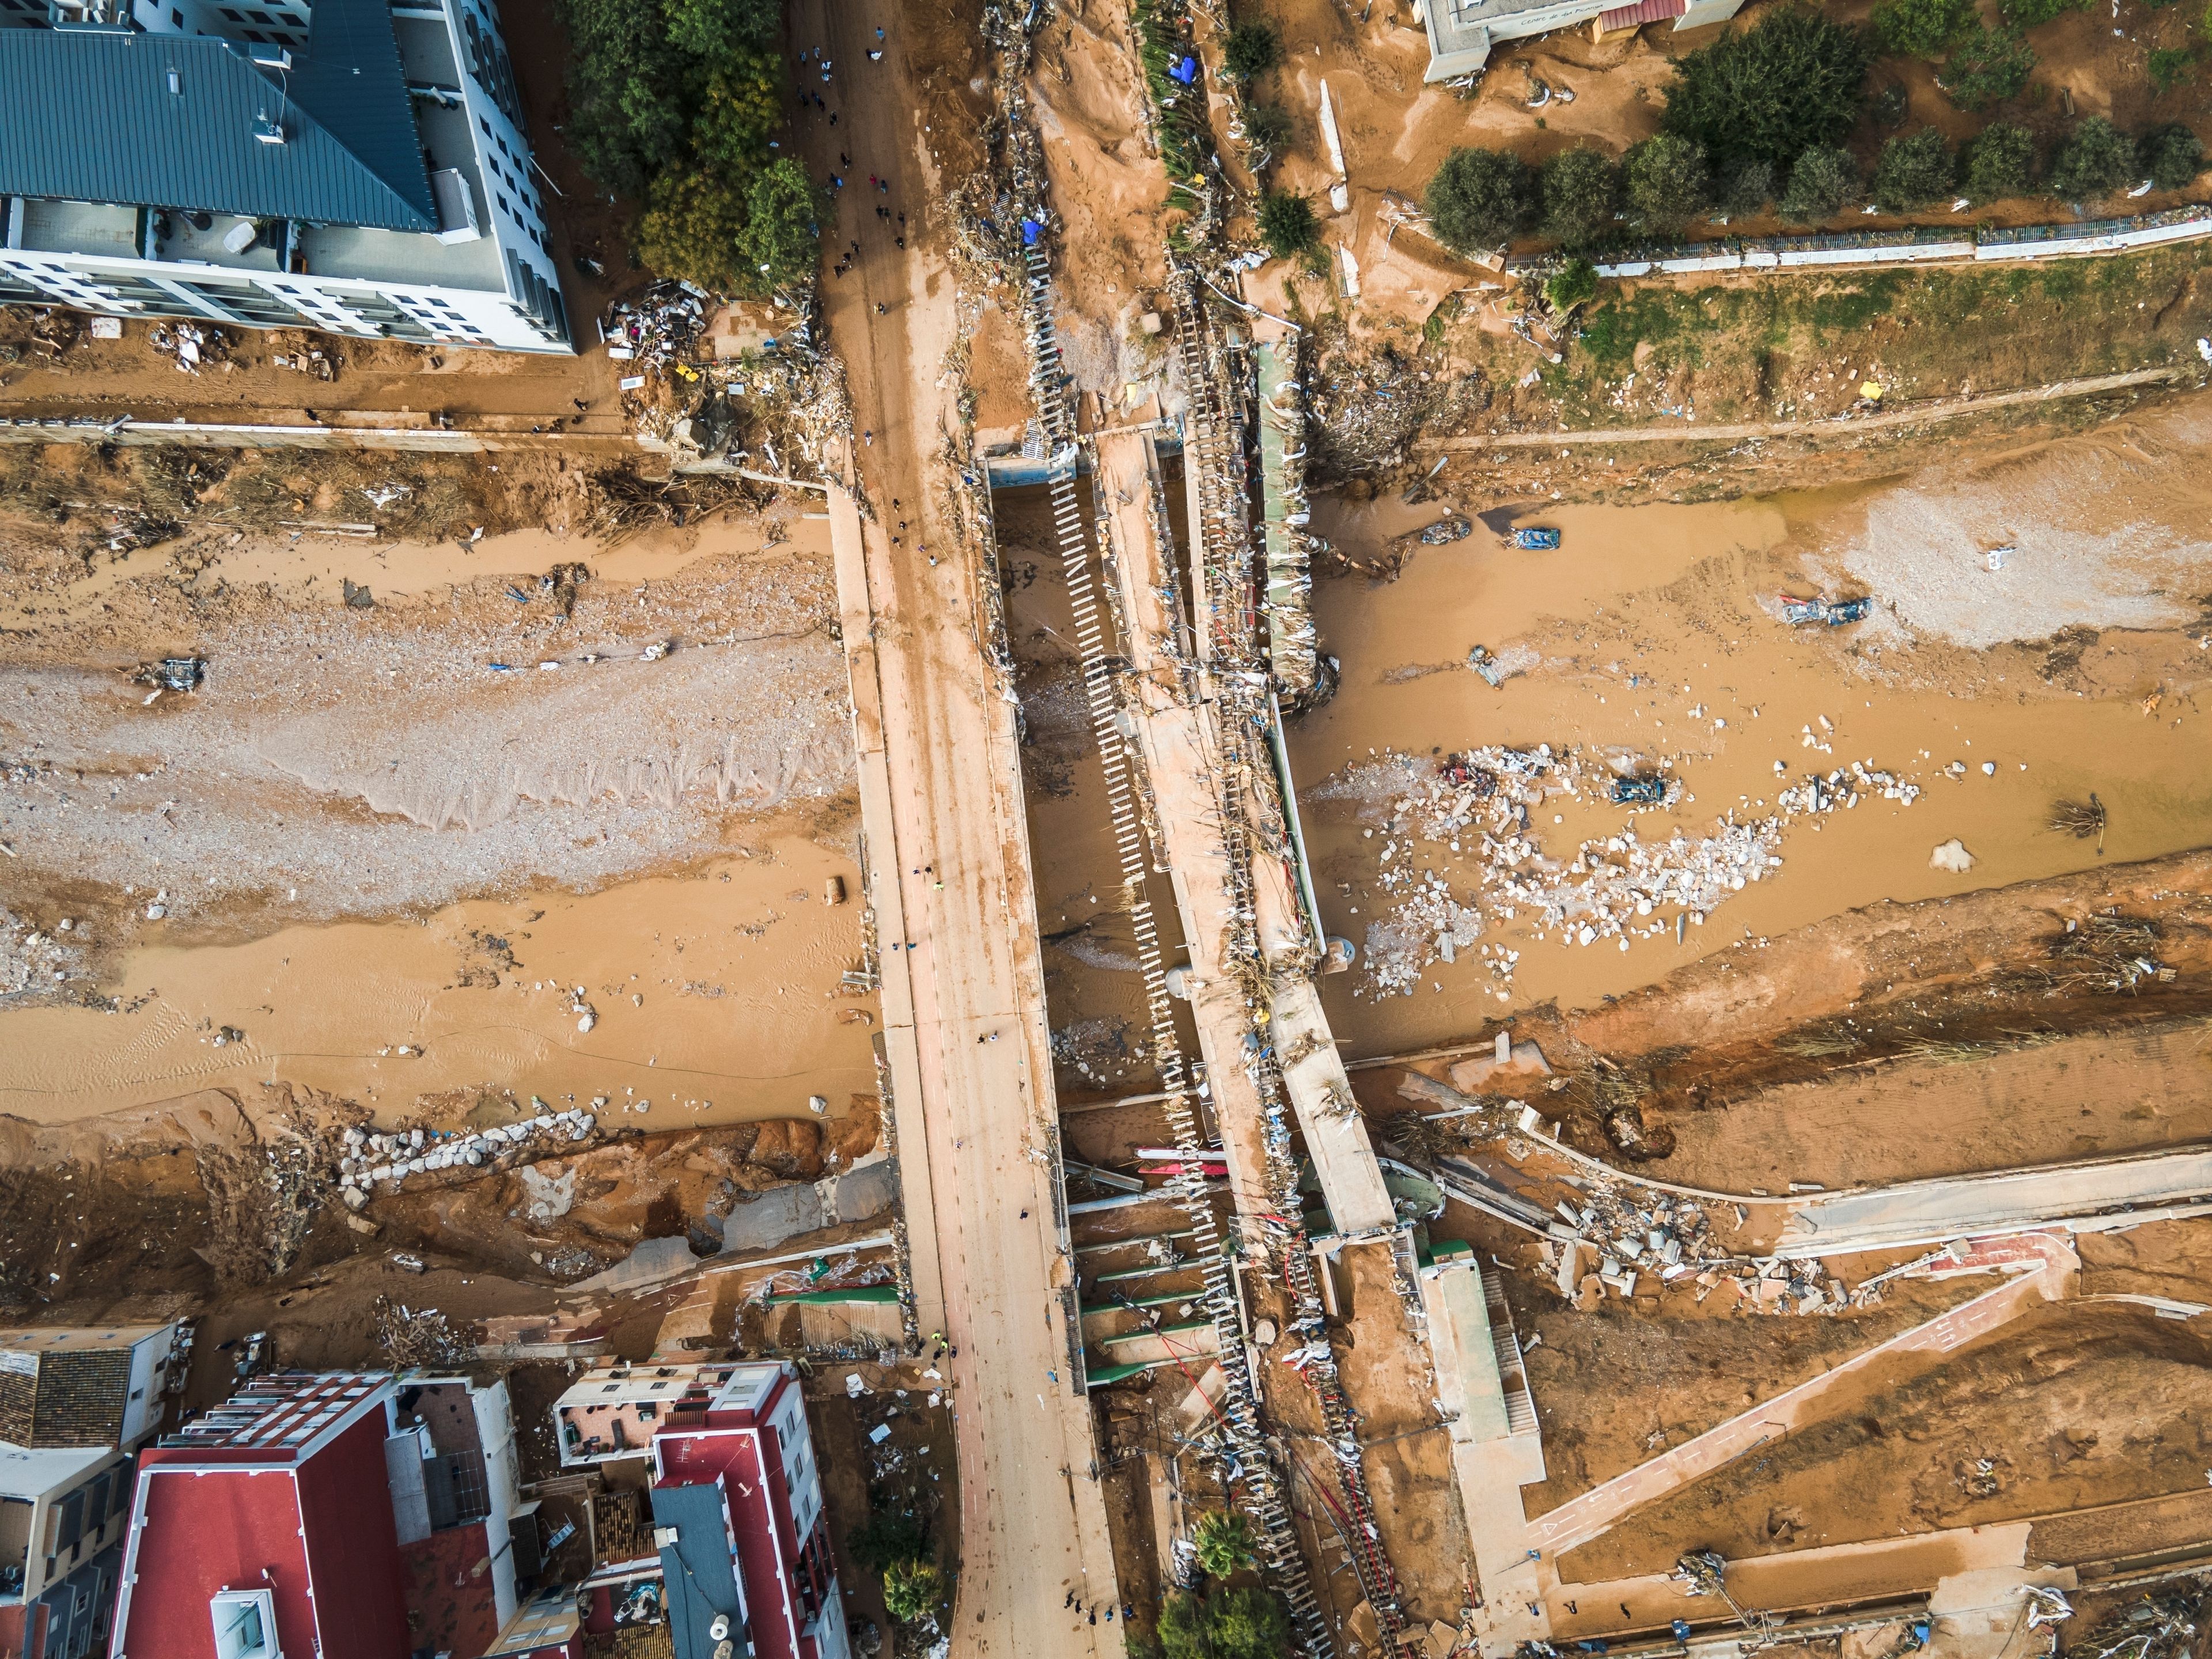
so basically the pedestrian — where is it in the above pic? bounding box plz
[571,397,588,411]
[830,174,842,190]
[1065,1592,1077,1610]
[878,178,889,194]
[1088,1609,1097,1627]
[829,112,838,126]
[869,174,878,188]
[876,303,886,314]
[840,151,850,167]
[875,24,884,38]
[895,234,905,249]
[864,430,873,445]
[897,211,906,225]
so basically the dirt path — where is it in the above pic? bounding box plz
[787,2,1125,1651]
[1434,366,2195,449]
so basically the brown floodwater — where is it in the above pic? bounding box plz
[0,837,876,1128]
[1294,421,2212,1060]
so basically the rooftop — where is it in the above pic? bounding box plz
[0,1324,172,1357]
[0,0,434,230]
[552,1362,785,1467]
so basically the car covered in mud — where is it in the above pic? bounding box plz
[1508,525,1562,551]
[1781,594,1872,626]
[1417,516,1472,545]
[1609,775,1666,805]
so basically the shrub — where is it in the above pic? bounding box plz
[882,1558,945,1626]
[1872,0,1978,58]
[1941,25,2036,109]
[1872,128,1955,210]
[1872,78,1911,125]
[1425,147,1533,252]
[1257,191,1319,258]
[1961,121,2036,200]
[732,158,830,296]
[1222,20,1281,81]
[2048,115,2139,199]
[1999,0,2089,26]
[1155,1586,1294,1659]
[1717,157,1776,215]
[2140,121,2207,188]
[1546,257,1600,310]
[1194,1513,1258,1580]
[2147,45,2197,90]
[1662,5,1872,169]
[1779,144,1859,219]
[1242,102,1292,153]
[1623,134,1711,232]
[846,1508,926,1576]
[1540,147,1620,248]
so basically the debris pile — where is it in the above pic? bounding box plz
[1307,347,1491,487]
[1551,1179,1858,1314]
[1321,746,1923,998]
[601,281,709,375]
[372,1298,476,1369]
[342,1109,598,1202]
[146,320,228,375]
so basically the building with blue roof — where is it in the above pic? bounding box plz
[0,0,570,352]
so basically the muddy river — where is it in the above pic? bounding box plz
[1293,406,2212,1058]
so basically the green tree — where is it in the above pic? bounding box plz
[1257,191,1319,259]
[1623,133,1711,232]
[2147,45,2198,90]
[1961,120,2036,200]
[1425,147,1533,252]
[1999,0,2088,26]
[1941,25,2035,109]
[2048,115,2138,199]
[1872,0,1978,58]
[1779,144,1859,220]
[1716,156,1776,215]
[733,158,830,295]
[1662,5,1872,169]
[1153,1586,1294,1659]
[1541,147,1619,248]
[636,171,749,291]
[1243,102,1292,153]
[1222,19,1281,81]
[2140,122,2206,188]
[1546,257,1600,310]
[555,0,695,196]
[1871,128,1955,210]
[690,51,783,170]
[1193,1512,1258,1580]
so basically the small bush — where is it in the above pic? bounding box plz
[1872,0,1978,57]
[1194,1513,1258,1580]
[2147,46,2197,90]
[2048,115,2138,199]
[882,1558,945,1626]
[2139,121,2206,188]
[1662,5,1873,169]
[1222,20,1281,81]
[1425,147,1533,252]
[1779,144,1859,220]
[1717,156,1777,214]
[1999,0,2088,26]
[1961,121,2036,200]
[1872,79,1911,125]
[847,1509,926,1577]
[1257,191,1319,258]
[1941,25,2036,109]
[1546,257,1600,310]
[1872,127,1955,210]
[1242,102,1291,153]
[1623,133,1711,232]
[1156,1586,1294,1659]
[1540,147,1620,248]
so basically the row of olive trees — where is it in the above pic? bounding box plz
[1426,118,2205,253]
[1419,4,2204,257]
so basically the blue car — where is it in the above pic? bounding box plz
[1509,526,1562,551]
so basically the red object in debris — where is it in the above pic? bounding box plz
[1597,0,1685,27]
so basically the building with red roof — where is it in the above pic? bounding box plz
[556,1361,850,1659]
[111,1372,579,1659]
